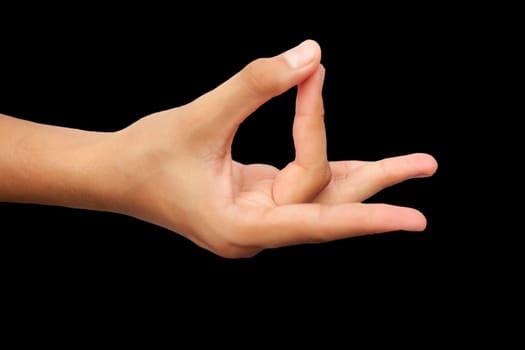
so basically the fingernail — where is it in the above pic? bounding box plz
[283,40,318,69]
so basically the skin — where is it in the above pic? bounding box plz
[0,40,437,258]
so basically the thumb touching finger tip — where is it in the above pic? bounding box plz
[282,39,321,69]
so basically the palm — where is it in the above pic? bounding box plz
[232,155,435,210]
[232,162,279,208]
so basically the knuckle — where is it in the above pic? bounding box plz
[378,160,396,180]
[242,58,285,97]
[308,163,332,188]
[319,105,325,118]
[319,164,332,187]
[305,227,329,244]
[309,207,333,243]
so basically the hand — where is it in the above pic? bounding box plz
[101,40,437,258]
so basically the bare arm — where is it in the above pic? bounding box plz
[0,114,116,210]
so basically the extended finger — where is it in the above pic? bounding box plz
[236,203,427,248]
[315,153,438,204]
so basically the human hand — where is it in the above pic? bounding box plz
[102,40,437,258]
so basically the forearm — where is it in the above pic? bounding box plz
[0,113,117,211]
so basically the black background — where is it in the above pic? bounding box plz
[1,6,494,324]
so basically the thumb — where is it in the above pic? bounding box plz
[186,40,322,136]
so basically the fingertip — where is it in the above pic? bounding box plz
[282,39,322,69]
[428,155,439,175]
[419,153,438,173]
[301,39,322,61]
[300,64,325,89]
[405,208,427,232]
[412,153,439,177]
[415,210,428,231]
[376,205,428,233]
